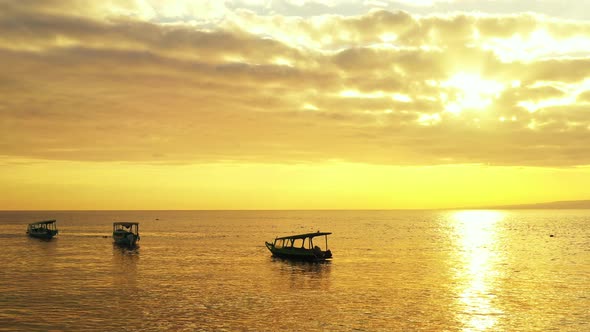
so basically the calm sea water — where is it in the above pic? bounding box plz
[0,210,588,331]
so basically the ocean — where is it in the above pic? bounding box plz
[0,210,588,331]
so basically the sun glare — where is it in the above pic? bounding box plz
[452,210,504,331]
[442,73,505,114]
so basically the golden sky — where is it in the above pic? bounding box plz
[1,0,590,209]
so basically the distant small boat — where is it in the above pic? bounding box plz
[265,231,332,261]
[27,220,59,239]
[113,222,140,247]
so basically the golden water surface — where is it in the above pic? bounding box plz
[0,210,588,331]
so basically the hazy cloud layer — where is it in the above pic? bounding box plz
[2,1,590,166]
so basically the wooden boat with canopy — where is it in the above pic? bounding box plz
[113,222,140,247]
[265,231,332,261]
[27,220,59,239]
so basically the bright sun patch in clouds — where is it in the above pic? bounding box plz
[441,73,505,114]
[2,0,590,209]
[392,93,412,103]
[517,79,590,112]
[302,103,320,111]
[418,113,442,126]
[482,29,590,62]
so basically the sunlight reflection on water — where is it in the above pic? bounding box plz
[452,210,504,331]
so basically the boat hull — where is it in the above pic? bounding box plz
[113,231,139,247]
[265,242,332,262]
[27,230,58,239]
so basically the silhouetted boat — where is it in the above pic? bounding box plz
[27,220,59,239]
[113,222,140,247]
[265,231,332,261]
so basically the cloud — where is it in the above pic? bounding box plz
[1,2,590,166]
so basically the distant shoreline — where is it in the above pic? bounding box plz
[472,200,590,210]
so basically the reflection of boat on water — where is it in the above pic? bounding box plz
[113,222,140,247]
[27,220,59,239]
[265,232,332,262]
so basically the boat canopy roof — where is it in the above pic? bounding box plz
[113,222,139,227]
[29,220,56,225]
[275,232,332,240]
